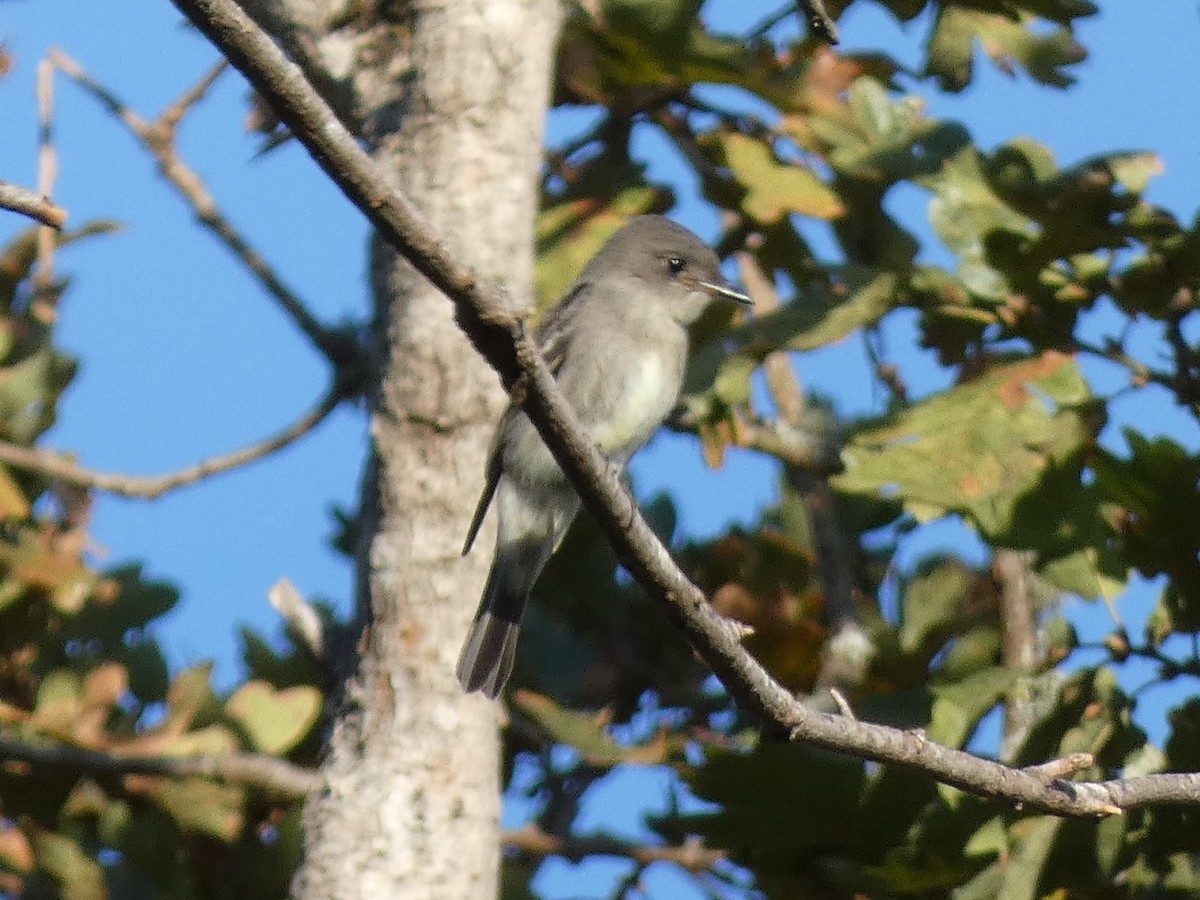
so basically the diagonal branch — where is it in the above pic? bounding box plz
[0,735,320,799]
[169,0,1200,817]
[0,180,67,229]
[48,50,357,368]
[0,385,343,499]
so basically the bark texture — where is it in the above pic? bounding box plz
[289,1,562,896]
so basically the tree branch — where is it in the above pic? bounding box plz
[502,823,724,872]
[0,385,342,499]
[995,548,1041,763]
[168,0,1200,817]
[0,735,320,799]
[748,1,839,44]
[0,180,67,229]
[49,50,357,368]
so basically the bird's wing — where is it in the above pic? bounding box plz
[461,283,588,555]
[461,410,509,555]
[532,280,587,375]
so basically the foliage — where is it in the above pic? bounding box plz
[511,0,1200,897]
[5,0,1200,898]
[0,230,322,897]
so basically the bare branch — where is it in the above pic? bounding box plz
[49,50,355,367]
[1023,753,1094,782]
[269,578,326,659]
[163,58,230,127]
[862,326,908,405]
[0,735,320,799]
[168,0,1200,817]
[1074,336,1170,390]
[0,386,342,499]
[35,57,58,307]
[797,0,839,44]
[503,824,724,873]
[828,687,855,719]
[995,548,1041,762]
[668,408,837,472]
[0,181,67,229]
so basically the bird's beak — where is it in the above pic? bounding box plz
[698,279,753,307]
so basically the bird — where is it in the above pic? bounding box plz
[457,215,751,698]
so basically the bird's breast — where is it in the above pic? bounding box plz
[592,346,683,459]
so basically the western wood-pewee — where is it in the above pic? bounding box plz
[457,215,751,698]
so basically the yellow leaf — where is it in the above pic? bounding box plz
[719,133,844,222]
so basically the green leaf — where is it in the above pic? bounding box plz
[815,78,972,184]
[513,691,666,766]
[685,742,866,861]
[536,156,668,303]
[0,464,30,520]
[926,7,1088,93]
[686,267,897,398]
[1038,546,1125,601]
[835,353,1098,538]
[997,816,1062,900]
[30,669,83,734]
[0,346,78,445]
[717,132,844,223]
[923,148,1035,302]
[225,681,321,755]
[157,724,238,757]
[900,561,974,654]
[1107,152,1164,194]
[928,667,1016,748]
[29,827,108,900]
[148,777,244,842]
[1092,432,1200,630]
[0,220,121,312]
[160,664,216,734]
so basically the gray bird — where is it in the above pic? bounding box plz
[457,215,751,698]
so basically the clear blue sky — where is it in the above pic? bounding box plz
[2,3,1200,896]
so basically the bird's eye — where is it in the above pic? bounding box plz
[666,256,686,275]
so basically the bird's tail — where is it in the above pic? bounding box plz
[456,546,538,698]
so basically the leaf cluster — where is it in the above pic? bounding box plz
[0,230,326,900]
[505,1,1200,897]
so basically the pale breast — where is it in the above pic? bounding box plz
[591,346,683,460]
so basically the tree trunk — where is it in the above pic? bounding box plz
[290,2,562,896]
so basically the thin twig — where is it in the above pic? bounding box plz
[168,0,1200,817]
[746,0,839,44]
[503,823,724,872]
[828,687,855,719]
[1166,306,1200,413]
[863,326,907,406]
[0,385,343,499]
[268,578,326,660]
[1074,336,1169,389]
[798,0,839,44]
[162,58,230,128]
[668,409,837,472]
[34,57,57,311]
[0,181,67,229]
[748,3,800,40]
[49,50,355,367]
[0,735,320,799]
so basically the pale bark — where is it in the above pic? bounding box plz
[287,1,562,897]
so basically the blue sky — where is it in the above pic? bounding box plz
[2,2,1200,895]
